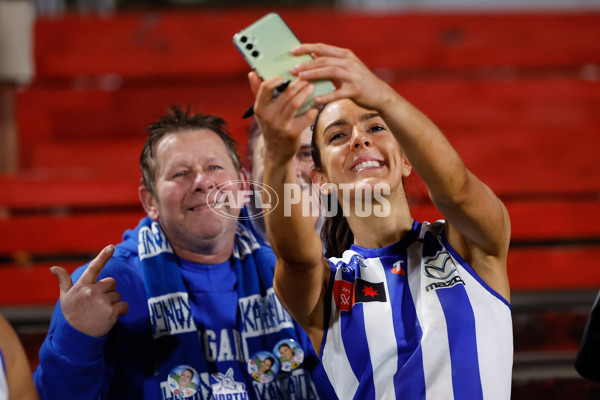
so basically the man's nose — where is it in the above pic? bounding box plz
[192,170,215,192]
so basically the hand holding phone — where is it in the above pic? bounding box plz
[233,13,335,116]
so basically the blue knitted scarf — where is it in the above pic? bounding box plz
[137,216,318,400]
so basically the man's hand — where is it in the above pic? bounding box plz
[51,245,129,337]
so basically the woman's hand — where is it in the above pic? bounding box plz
[248,71,318,166]
[290,43,397,113]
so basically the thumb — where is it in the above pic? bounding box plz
[50,266,73,295]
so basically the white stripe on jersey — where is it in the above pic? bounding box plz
[406,242,454,399]
[322,265,360,398]
[406,229,454,400]
[461,266,513,400]
[360,257,398,400]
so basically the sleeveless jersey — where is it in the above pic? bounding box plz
[321,220,512,400]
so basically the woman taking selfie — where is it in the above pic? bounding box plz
[249,42,512,400]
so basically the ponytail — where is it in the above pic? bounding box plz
[320,195,354,256]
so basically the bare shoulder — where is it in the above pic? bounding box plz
[445,220,511,303]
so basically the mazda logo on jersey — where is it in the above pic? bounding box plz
[333,278,387,312]
[423,251,456,280]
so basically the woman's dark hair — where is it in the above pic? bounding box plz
[311,104,354,256]
[261,356,275,372]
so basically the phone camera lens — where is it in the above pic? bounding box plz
[240,36,248,43]
[252,50,259,58]
[246,44,253,50]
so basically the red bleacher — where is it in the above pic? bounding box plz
[1,8,599,303]
[1,12,599,390]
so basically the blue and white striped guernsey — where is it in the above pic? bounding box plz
[320,220,512,400]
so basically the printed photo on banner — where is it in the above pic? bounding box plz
[247,351,280,383]
[273,338,304,372]
[167,365,200,398]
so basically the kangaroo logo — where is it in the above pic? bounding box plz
[423,251,456,280]
[211,368,246,395]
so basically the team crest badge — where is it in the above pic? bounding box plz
[423,250,456,280]
[211,368,247,398]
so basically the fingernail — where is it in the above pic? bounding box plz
[290,66,299,74]
[105,244,115,253]
[49,267,58,276]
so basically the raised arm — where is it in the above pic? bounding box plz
[291,43,510,299]
[34,246,127,399]
[248,73,330,342]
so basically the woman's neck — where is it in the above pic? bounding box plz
[345,191,414,249]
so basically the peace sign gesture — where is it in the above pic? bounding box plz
[51,245,129,337]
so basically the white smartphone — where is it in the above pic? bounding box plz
[233,13,335,116]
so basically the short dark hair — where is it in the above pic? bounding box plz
[140,105,242,196]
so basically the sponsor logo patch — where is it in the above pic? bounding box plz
[423,251,456,280]
[333,278,387,311]
[425,275,465,292]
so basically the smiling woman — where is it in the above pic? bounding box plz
[251,42,513,400]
